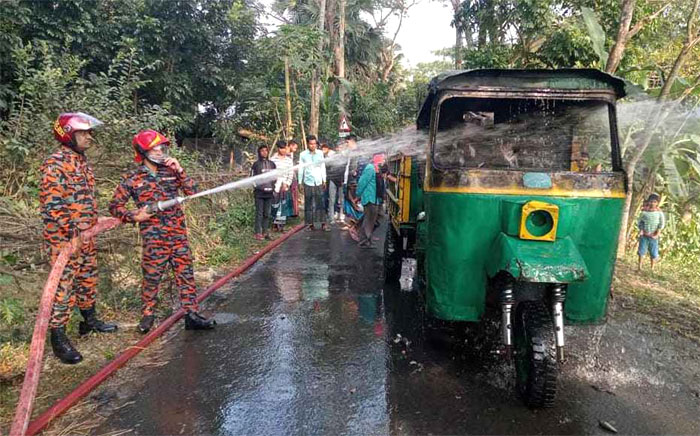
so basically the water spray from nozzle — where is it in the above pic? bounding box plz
[144,125,429,213]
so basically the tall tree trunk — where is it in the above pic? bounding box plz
[309,0,327,136]
[451,0,463,68]
[310,75,318,136]
[606,0,636,73]
[335,0,347,115]
[293,76,307,148]
[284,57,293,140]
[455,28,463,68]
[607,0,672,74]
[381,53,395,82]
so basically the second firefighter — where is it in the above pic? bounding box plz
[109,130,215,333]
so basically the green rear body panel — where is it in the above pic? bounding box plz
[485,234,589,283]
[424,192,623,323]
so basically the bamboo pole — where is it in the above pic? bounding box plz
[284,57,294,140]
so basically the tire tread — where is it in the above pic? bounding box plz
[514,300,558,408]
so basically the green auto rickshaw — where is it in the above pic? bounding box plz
[384,69,627,408]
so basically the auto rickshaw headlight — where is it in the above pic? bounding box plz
[519,201,559,242]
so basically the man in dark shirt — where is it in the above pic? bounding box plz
[251,144,277,240]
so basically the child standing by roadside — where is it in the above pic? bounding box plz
[637,193,665,271]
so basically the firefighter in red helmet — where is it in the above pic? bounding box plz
[39,112,117,364]
[109,130,215,333]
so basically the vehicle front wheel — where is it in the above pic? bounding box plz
[383,225,402,283]
[513,300,558,408]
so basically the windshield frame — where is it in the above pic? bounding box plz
[429,89,623,173]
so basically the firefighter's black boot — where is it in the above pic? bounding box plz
[138,314,155,334]
[50,327,83,364]
[78,307,118,335]
[184,312,216,330]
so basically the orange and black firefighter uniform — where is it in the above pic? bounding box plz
[39,112,117,365]
[109,130,215,333]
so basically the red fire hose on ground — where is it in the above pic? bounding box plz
[10,220,304,436]
[10,217,122,436]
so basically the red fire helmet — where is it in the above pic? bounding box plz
[132,129,170,163]
[53,112,103,145]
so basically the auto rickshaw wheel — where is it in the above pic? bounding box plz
[513,300,557,408]
[383,225,402,282]
[415,253,426,293]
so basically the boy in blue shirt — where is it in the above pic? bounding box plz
[637,193,665,271]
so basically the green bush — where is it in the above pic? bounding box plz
[0,297,23,326]
[215,191,255,241]
[661,205,700,266]
[0,42,180,196]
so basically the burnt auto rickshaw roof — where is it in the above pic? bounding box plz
[416,69,627,129]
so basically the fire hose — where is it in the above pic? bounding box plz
[10,217,122,436]
[143,146,386,213]
[10,217,303,436]
[10,213,305,435]
[143,158,319,213]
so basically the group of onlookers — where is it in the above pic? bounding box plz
[251,134,392,248]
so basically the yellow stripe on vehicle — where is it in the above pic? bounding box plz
[399,157,412,223]
[423,185,626,198]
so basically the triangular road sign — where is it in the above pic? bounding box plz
[338,114,351,132]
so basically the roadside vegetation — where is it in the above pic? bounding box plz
[614,255,700,342]
[1,0,700,432]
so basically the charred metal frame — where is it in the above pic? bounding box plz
[421,83,624,364]
[428,88,624,175]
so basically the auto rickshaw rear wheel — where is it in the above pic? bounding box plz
[383,225,402,282]
[513,300,558,408]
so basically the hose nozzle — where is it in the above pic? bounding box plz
[145,197,185,214]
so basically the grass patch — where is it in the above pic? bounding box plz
[613,254,700,341]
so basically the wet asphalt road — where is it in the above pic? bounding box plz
[95,225,700,435]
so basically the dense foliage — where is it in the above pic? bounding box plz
[1,0,699,266]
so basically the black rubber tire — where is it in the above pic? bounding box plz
[415,253,426,293]
[513,300,558,408]
[383,225,402,283]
